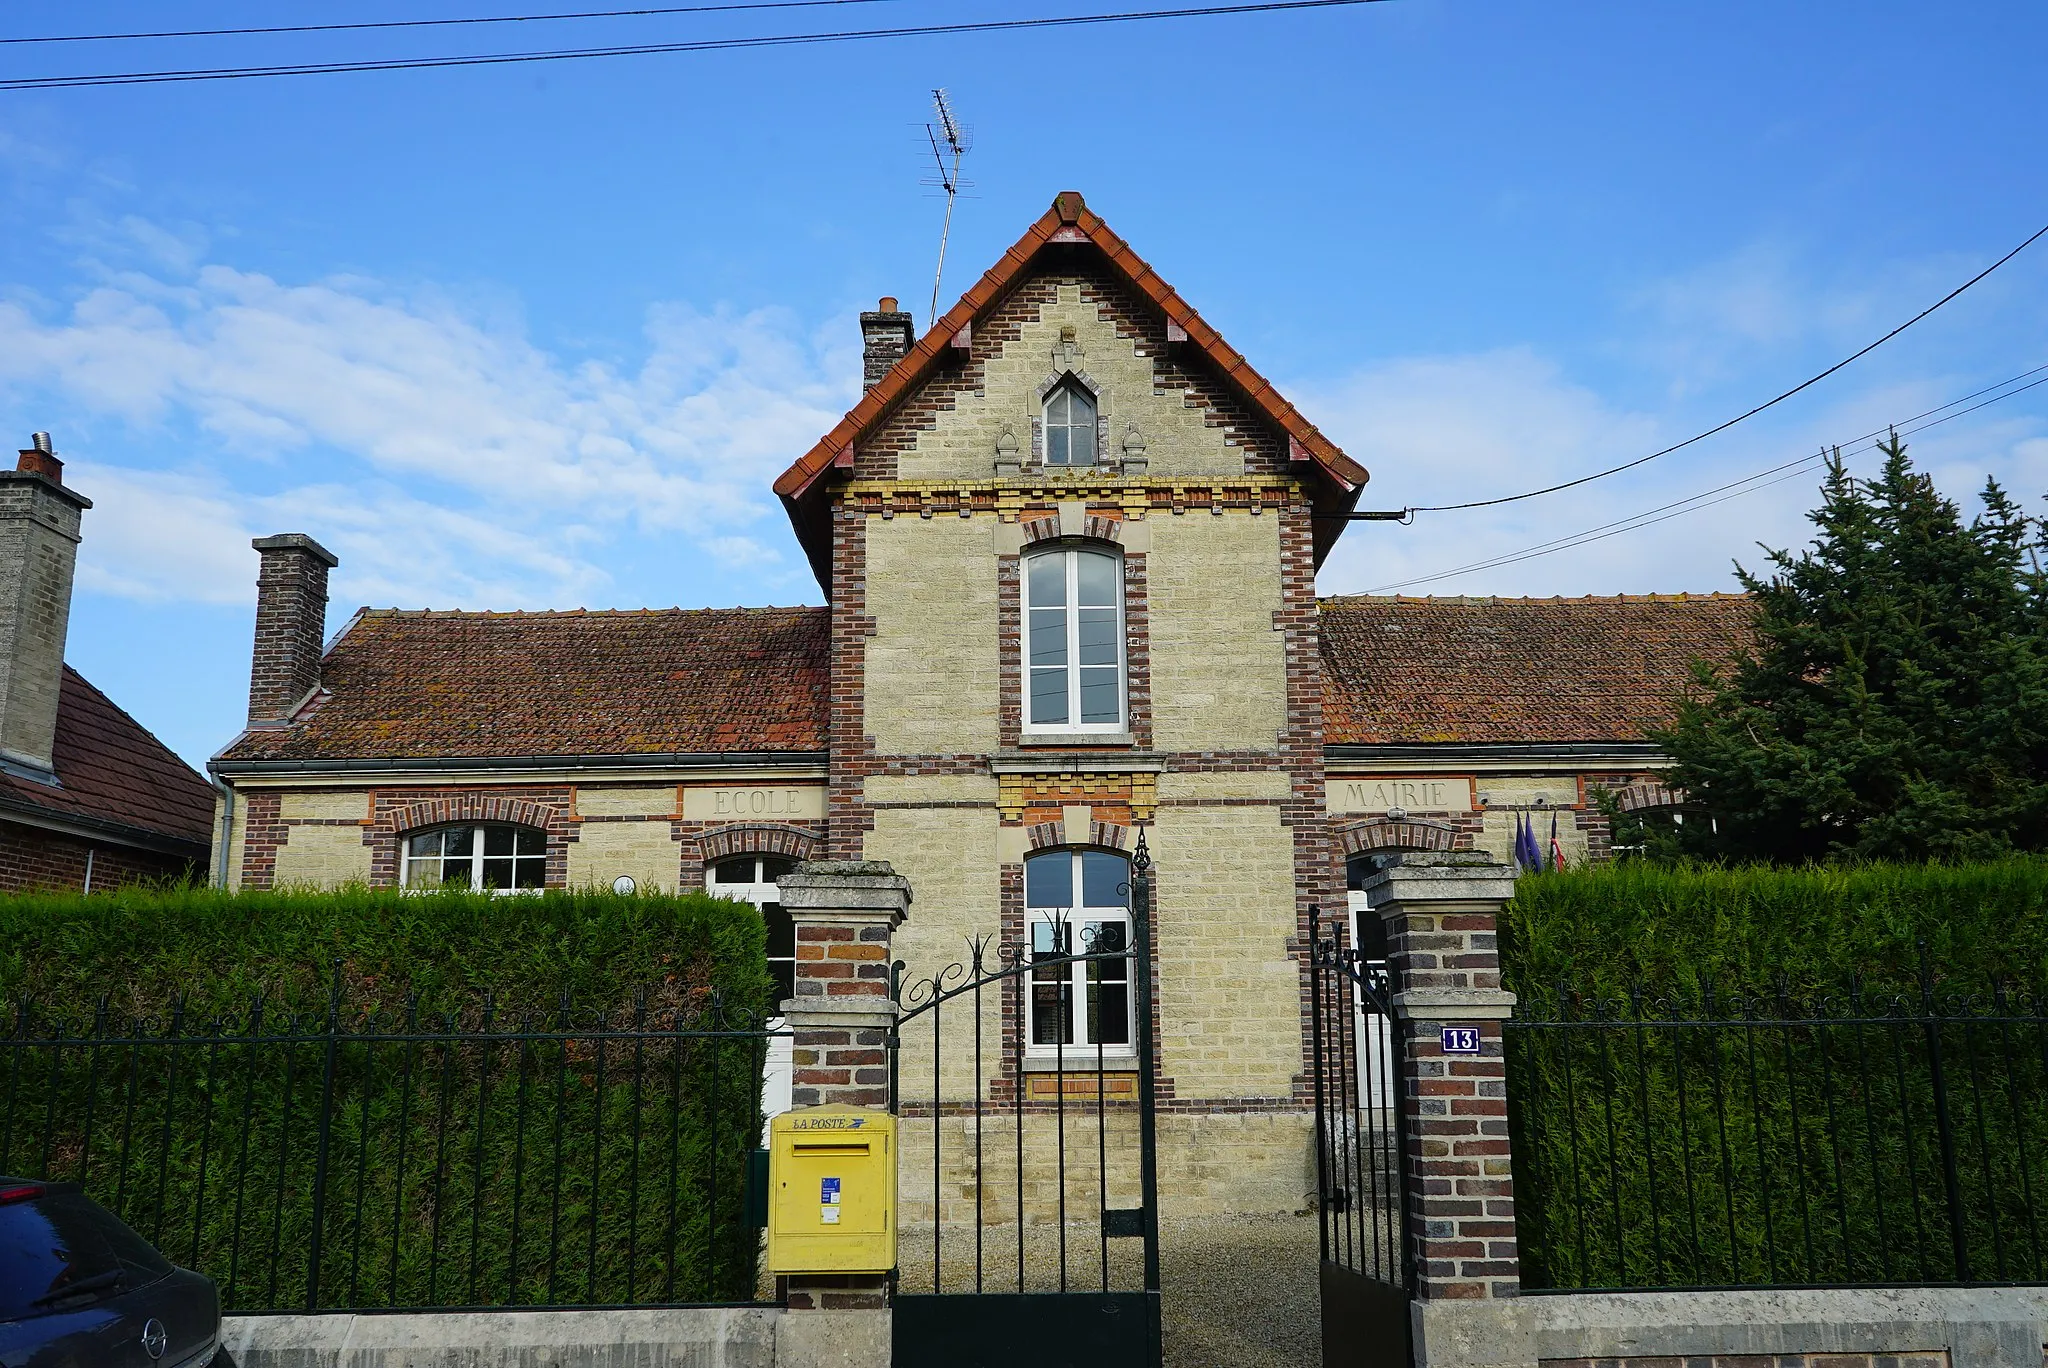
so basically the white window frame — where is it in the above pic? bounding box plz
[1043,379,1098,467]
[1025,848,1136,1057]
[706,855,800,1127]
[400,823,547,894]
[1022,547,1126,736]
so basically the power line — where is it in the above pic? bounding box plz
[1364,365,2048,593]
[1354,215,2048,518]
[0,0,1391,91]
[0,1,910,47]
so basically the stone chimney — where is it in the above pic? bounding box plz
[247,533,338,727]
[859,296,914,391]
[0,434,91,783]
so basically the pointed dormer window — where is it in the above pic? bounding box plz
[1044,379,1097,467]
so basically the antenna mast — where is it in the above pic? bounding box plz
[925,89,968,326]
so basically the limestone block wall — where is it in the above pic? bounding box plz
[887,277,1257,485]
[1150,801,1301,1102]
[568,784,685,893]
[1146,514,1286,753]
[863,518,1001,757]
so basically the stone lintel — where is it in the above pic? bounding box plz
[1392,987,1518,1022]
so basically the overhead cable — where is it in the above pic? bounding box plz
[1368,216,2048,517]
[0,1,910,47]
[0,0,1390,91]
[1364,364,2048,593]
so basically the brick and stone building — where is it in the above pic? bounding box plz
[207,192,1752,1210]
[0,435,214,891]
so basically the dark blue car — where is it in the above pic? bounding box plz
[0,1179,222,1368]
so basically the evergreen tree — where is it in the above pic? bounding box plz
[1646,433,2048,863]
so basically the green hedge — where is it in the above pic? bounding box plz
[1500,860,2048,1290]
[1501,858,2048,995]
[0,887,772,1310]
[0,885,769,1015]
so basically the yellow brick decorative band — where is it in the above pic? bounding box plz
[840,476,1304,521]
[997,771,1158,823]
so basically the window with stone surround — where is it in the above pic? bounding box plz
[1025,848,1134,1054]
[402,824,546,892]
[1024,547,1124,733]
[1042,378,1097,466]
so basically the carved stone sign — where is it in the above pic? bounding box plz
[682,786,825,822]
[1326,777,1474,815]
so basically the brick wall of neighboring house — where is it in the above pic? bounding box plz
[0,819,196,892]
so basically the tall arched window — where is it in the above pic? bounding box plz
[1043,379,1097,466]
[1025,547,1124,732]
[402,824,547,891]
[1024,848,1133,1053]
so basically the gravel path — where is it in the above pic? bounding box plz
[1159,1211,1319,1368]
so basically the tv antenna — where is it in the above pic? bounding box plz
[924,88,970,325]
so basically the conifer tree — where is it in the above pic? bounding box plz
[1647,433,2048,862]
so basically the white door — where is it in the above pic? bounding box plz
[1346,891,1393,1113]
[708,855,798,1132]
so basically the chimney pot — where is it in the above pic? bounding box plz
[30,433,51,454]
[878,296,898,313]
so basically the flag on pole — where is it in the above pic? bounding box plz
[1549,812,1566,872]
[1514,813,1539,873]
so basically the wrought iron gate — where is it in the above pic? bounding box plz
[887,844,1162,1368]
[1311,904,1414,1368]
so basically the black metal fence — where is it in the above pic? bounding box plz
[1506,978,2048,1291]
[0,990,780,1312]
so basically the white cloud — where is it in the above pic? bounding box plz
[0,256,860,610]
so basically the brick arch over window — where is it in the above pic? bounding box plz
[1019,515,1125,548]
[1611,781,1684,812]
[389,795,564,836]
[696,824,822,864]
[1023,820,1131,852]
[1338,817,1464,855]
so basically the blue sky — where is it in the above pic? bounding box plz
[2,0,2046,767]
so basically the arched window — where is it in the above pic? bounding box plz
[1024,848,1133,1053]
[1043,379,1097,466]
[402,824,547,892]
[708,855,798,1006]
[1025,547,1124,732]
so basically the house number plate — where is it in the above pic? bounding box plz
[1440,1026,1482,1055]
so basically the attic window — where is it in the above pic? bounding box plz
[1044,380,1097,467]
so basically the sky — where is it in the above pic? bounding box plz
[2,0,2046,769]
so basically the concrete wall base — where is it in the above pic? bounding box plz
[222,1307,889,1368]
[1413,1288,2048,1368]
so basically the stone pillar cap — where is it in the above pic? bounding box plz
[1360,851,1516,909]
[777,860,912,921]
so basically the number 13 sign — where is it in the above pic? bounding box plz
[1439,1025,1482,1055]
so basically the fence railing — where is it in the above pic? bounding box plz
[1505,979,2048,1292]
[0,990,780,1312]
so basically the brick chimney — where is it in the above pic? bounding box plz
[860,297,915,391]
[0,434,91,784]
[247,533,338,727]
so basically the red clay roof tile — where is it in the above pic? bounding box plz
[1320,593,1756,745]
[216,606,830,763]
[0,668,215,849]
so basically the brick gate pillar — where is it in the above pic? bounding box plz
[1359,851,1520,1303]
[773,860,910,1319]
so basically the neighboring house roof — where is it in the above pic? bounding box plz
[215,607,831,765]
[0,667,215,854]
[774,190,1369,583]
[1319,594,1757,747]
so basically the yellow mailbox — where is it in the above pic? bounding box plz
[766,1107,896,1275]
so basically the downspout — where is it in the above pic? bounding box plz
[211,777,235,889]
[82,847,93,894]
